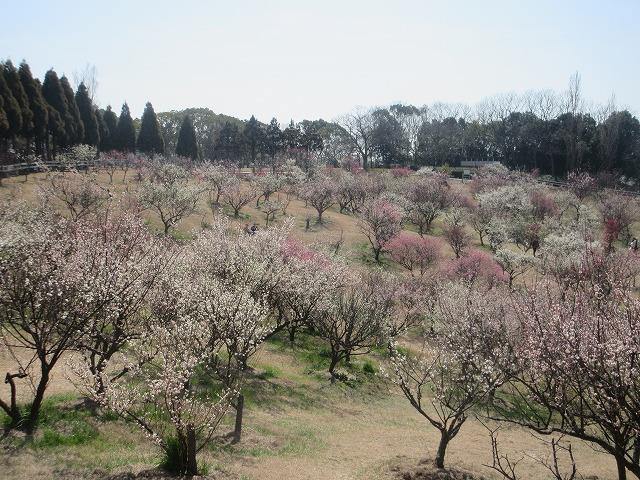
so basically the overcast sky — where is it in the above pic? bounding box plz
[3,0,639,123]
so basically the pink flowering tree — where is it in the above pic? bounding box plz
[404,175,453,235]
[386,283,513,469]
[302,175,336,223]
[388,233,441,276]
[442,249,507,289]
[359,197,403,262]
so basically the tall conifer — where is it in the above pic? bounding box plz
[19,61,48,155]
[136,102,164,155]
[101,105,118,152]
[75,83,99,146]
[0,66,22,140]
[175,114,199,159]
[3,60,33,136]
[116,103,136,152]
[42,69,71,148]
[60,75,83,144]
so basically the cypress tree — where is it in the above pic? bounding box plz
[42,69,71,148]
[0,96,9,139]
[60,75,84,144]
[101,105,118,152]
[115,103,136,153]
[0,66,22,141]
[95,108,109,153]
[19,61,48,156]
[175,114,199,160]
[243,115,264,166]
[136,102,164,155]
[75,82,99,146]
[3,60,33,137]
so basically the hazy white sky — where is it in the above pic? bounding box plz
[3,0,639,123]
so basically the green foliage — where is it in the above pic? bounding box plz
[3,60,32,136]
[362,359,377,374]
[0,62,23,137]
[175,114,199,159]
[75,82,99,146]
[116,102,136,152]
[42,69,71,146]
[259,365,281,379]
[19,61,48,142]
[60,75,84,144]
[101,105,118,152]
[137,101,165,155]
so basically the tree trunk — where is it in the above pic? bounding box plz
[25,369,50,434]
[288,324,297,345]
[233,393,244,443]
[185,424,198,475]
[329,353,340,383]
[615,455,627,480]
[434,430,450,469]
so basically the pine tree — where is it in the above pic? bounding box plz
[19,61,48,156]
[42,69,71,148]
[101,105,118,152]
[116,103,136,153]
[0,65,23,141]
[60,75,84,144]
[75,83,99,146]
[3,60,33,137]
[175,114,199,160]
[136,102,164,155]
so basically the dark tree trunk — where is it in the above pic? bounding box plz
[615,455,627,480]
[434,430,450,469]
[233,393,244,443]
[25,368,50,434]
[185,425,197,475]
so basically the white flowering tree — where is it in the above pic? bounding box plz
[73,210,174,397]
[387,283,513,469]
[194,162,238,213]
[138,162,202,234]
[0,209,100,432]
[494,255,640,480]
[302,175,336,223]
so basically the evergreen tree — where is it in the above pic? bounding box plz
[202,127,216,160]
[115,103,136,153]
[75,82,99,146]
[136,101,164,155]
[101,105,118,152]
[19,61,48,155]
[282,120,301,149]
[0,96,9,139]
[214,121,243,162]
[0,65,22,141]
[243,115,264,166]
[175,114,199,159]
[3,60,33,137]
[95,108,109,153]
[60,75,84,144]
[263,117,283,159]
[42,69,71,148]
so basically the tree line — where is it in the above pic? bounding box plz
[2,62,639,181]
